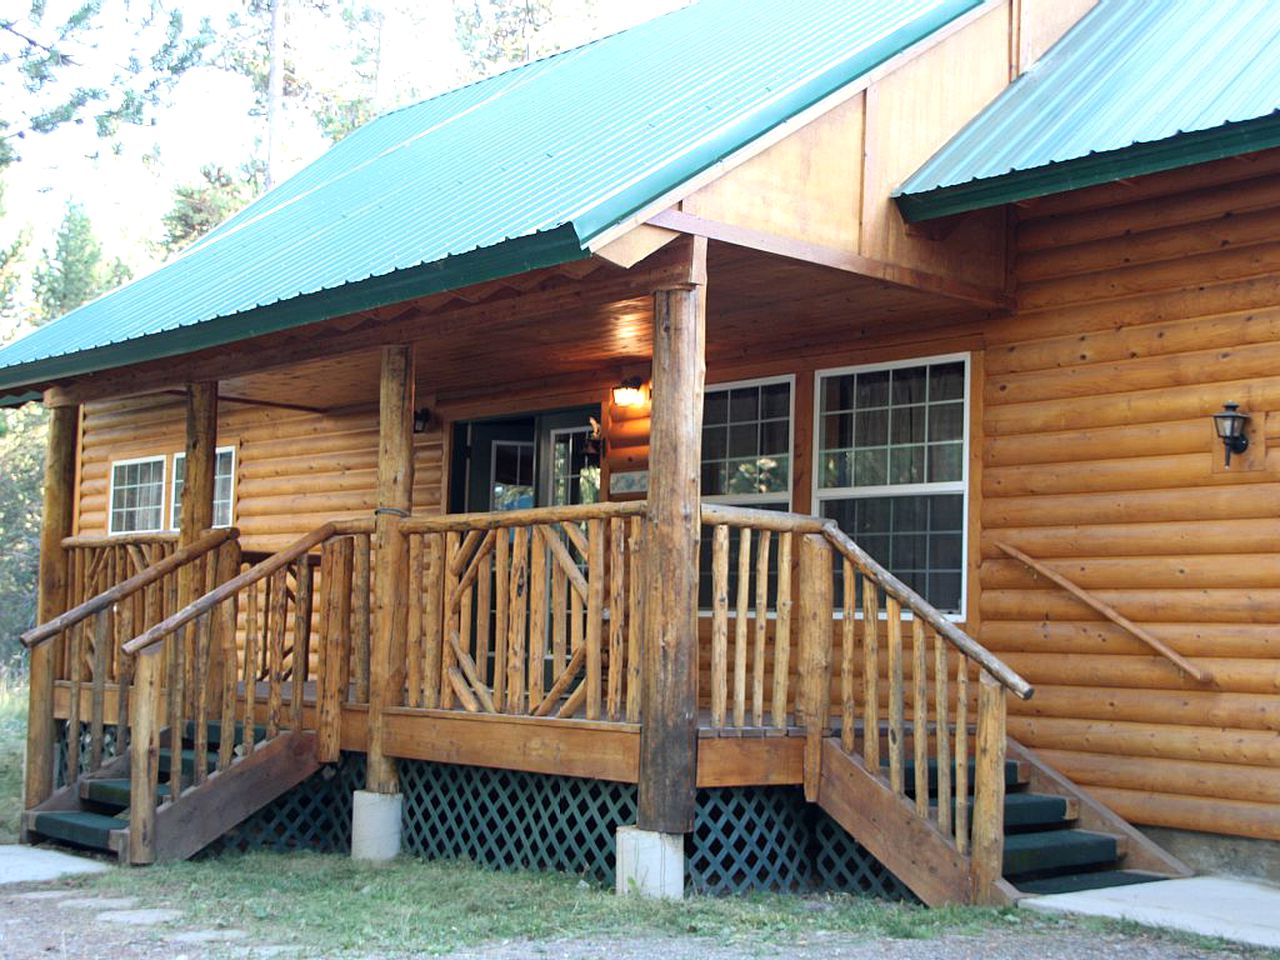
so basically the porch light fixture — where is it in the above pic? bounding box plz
[1212,402,1250,466]
[612,377,648,408]
[412,408,433,434]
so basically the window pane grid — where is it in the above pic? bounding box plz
[111,459,166,533]
[171,448,236,529]
[702,381,791,498]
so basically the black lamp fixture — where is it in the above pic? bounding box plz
[1212,402,1250,466]
[412,407,433,434]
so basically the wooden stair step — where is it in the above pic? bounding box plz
[81,778,170,810]
[892,758,1027,796]
[157,747,219,777]
[27,810,126,851]
[1003,829,1120,879]
[1003,793,1075,831]
[182,721,266,749]
[1014,869,1169,896]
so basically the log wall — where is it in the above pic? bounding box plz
[983,152,1280,842]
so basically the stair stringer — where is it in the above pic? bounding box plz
[1005,737,1192,880]
[109,731,322,863]
[815,738,1018,907]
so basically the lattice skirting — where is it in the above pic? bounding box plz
[54,722,122,787]
[215,756,913,900]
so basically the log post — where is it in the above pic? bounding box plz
[637,236,707,839]
[365,345,414,793]
[179,383,218,714]
[24,401,79,812]
[971,671,1008,903]
[798,533,833,803]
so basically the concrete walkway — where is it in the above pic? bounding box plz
[1021,876,1280,950]
[0,844,111,885]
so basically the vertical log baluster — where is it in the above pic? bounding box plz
[625,516,643,722]
[955,655,970,854]
[840,556,856,754]
[607,517,625,722]
[507,526,530,714]
[441,531,461,709]
[771,531,793,729]
[733,526,751,728]
[529,527,549,712]
[241,577,258,757]
[90,607,109,769]
[752,529,771,727]
[292,558,314,729]
[217,543,241,771]
[406,535,424,708]
[886,595,904,795]
[115,597,134,757]
[475,542,493,687]
[267,567,288,738]
[317,538,354,763]
[709,524,729,728]
[585,519,604,721]
[552,550,568,675]
[65,585,83,782]
[353,532,372,702]
[421,533,443,709]
[861,574,880,771]
[912,618,929,820]
[935,632,952,836]
[493,527,510,708]
[192,612,212,786]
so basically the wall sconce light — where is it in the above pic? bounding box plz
[1212,402,1250,466]
[612,376,648,408]
[412,408,433,434]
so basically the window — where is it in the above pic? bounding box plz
[814,355,969,615]
[550,428,600,507]
[699,376,793,608]
[490,440,534,512]
[109,457,167,534]
[171,447,237,529]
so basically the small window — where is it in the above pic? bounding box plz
[109,457,167,534]
[699,375,793,608]
[171,447,237,529]
[815,355,969,616]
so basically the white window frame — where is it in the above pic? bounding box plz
[170,446,237,530]
[700,373,795,509]
[811,352,971,621]
[108,455,168,535]
[488,439,535,512]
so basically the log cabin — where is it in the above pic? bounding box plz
[4,0,1278,901]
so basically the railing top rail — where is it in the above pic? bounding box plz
[21,527,238,650]
[400,500,648,533]
[824,522,1034,701]
[994,540,1212,685]
[700,502,827,534]
[122,522,337,656]
[62,532,180,548]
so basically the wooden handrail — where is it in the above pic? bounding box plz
[994,541,1213,685]
[824,522,1034,700]
[123,523,338,655]
[700,502,827,533]
[21,527,238,649]
[400,500,647,533]
[62,532,180,548]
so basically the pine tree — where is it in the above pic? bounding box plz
[455,0,556,77]
[32,204,129,321]
[160,164,258,255]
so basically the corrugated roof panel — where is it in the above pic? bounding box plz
[898,0,1280,220]
[0,0,983,392]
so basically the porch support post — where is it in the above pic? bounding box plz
[356,344,414,859]
[24,400,79,812]
[637,235,707,844]
[179,382,218,544]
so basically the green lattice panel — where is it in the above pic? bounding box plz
[400,761,638,884]
[687,786,813,894]
[812,809,917,902]
[54,722,121,787]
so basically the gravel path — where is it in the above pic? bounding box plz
[2,883,1274,960]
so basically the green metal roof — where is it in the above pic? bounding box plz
[0,0,982,399]
[897,0,1280,222]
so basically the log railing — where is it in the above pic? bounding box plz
[398,501,649,721]
[21,528,239,797]
[994,540,1213,684]
[119,520,370,862]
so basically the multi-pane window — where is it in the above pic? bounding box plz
[171,447,237,529]
[109,457,166,534]
[815,355,968,615]
[550,428,600,507]
[699,376,792,608]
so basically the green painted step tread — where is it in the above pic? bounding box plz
[182,721,266,748]
[82,778,170,810]
[890,758,1026,795]
[1015,869,1169,896]
[157,747,219,776]
[32,810,126,851]
[1003,829,1120,879]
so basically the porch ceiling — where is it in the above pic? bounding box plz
[85,240,991,413]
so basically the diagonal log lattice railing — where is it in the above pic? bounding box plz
[396,501,650,721]
[21,528,241,805]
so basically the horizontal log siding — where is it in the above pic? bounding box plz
[77,395,444,551]
[982,159,1280,841]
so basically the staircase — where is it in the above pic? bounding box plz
[24,723,320,863]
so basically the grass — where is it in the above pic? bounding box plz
[0,661,25,843]
[78,852,1013,956]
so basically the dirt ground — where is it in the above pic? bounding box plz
[2,883,1275,960]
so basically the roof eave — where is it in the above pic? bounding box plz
[0,225,587,397]
[895,112,1280,223]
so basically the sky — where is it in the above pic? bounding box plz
[2,0,691,281]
